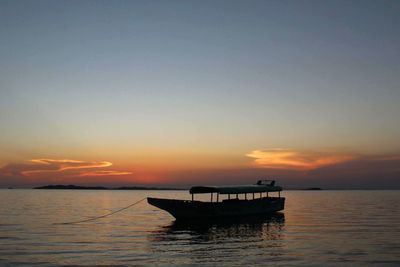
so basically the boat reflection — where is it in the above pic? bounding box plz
[151,212,285,242]
[147,213,286,263]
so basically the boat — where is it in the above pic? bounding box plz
[147,180,285,220]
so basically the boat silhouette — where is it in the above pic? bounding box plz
[148,180,285,221]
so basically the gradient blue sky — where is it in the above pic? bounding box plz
[0,0,399,188]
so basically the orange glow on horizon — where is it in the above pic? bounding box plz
[3,149,398,187]
[78,170,132,177]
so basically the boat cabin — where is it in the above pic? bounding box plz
[189,180,282,202]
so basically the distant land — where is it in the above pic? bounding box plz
[34,184,184,190]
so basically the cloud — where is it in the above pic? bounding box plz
[22,159,112,176]
[0,158,131,178]
[246,149,354,170]
[240,149,400,188]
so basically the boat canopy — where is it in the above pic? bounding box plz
[189,184,282,195]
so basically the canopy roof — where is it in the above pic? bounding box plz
[189,184,282,194]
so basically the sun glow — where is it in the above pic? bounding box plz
[78,170,132,177]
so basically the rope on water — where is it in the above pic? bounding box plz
[53,197,147,225]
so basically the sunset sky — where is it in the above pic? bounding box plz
[1,1,399,188]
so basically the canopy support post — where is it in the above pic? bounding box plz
[228,194,230,200]
[217,193,219,203]
[211,193,213,202]
[253,193,255,199]
[191,194,194,201]
[278,191,280,198]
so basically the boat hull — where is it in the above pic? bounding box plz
[147,197,285,220]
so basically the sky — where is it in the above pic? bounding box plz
[0,0,399,188]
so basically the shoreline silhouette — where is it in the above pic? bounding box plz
[34,184,185,190]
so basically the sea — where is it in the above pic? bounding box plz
[0,189,399,266]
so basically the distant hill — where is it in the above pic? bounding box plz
[34,184,184,190]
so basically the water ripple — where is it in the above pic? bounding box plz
[0,190,399,266]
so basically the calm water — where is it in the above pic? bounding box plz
[0,190,399,266]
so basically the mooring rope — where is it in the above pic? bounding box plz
[53,197,147,225]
